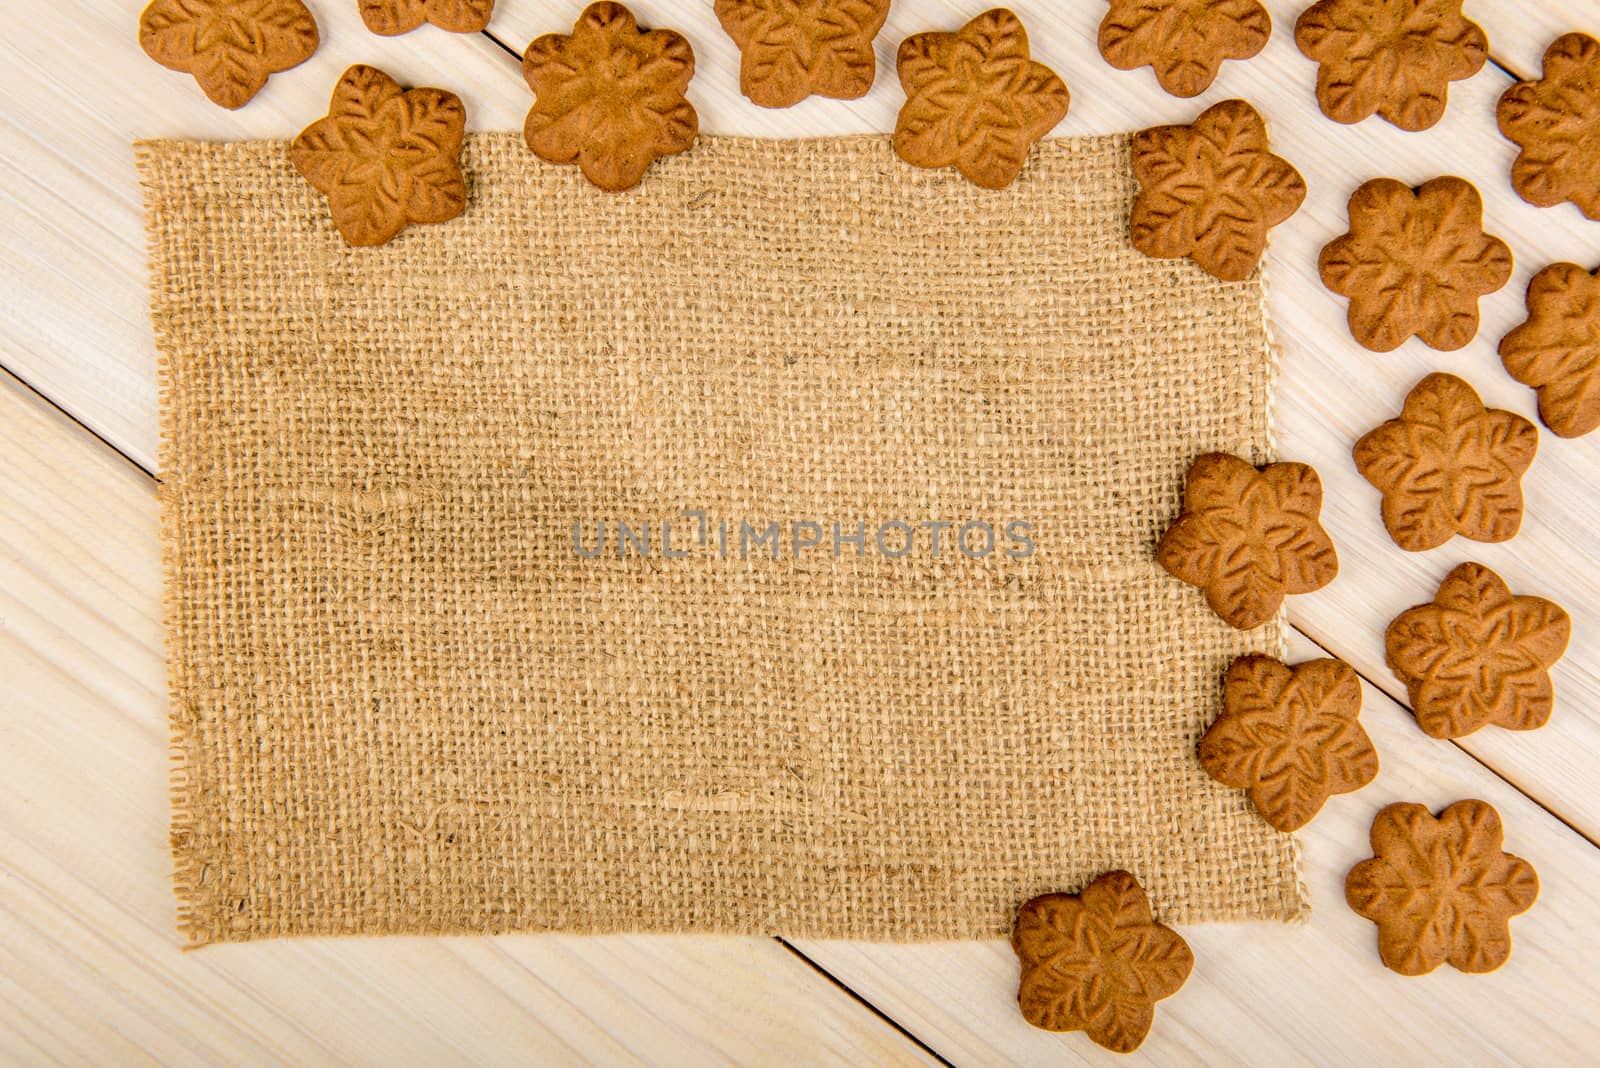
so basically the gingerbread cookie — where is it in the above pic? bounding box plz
[1200,656,1377,832]
[1498,33,1600,220]
[1353,373,1538,552]
[1387,563,1570,739]
[894,9,1070,190]
[360,0,494,35]
[1295,0,1486,131]
[1130,99,1306,281]
[1158,453,1339,631]
[1098,0,1270,98]
[290,65,466,247]
[714,0,891,108]
[1501,262,1600,438]
[1012,871,1194,1053]
[522,2,697,192]
[1347,800,1538,976]
[138,0,318,109]
[1319,177,1512,352]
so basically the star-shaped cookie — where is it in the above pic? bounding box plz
[1012,871,1194,1053]
[359,0,494,35]
[1386,563,1571,738]
[289,64,467,247]
[714,0,891,108]
[1347,800,1539,976]
[1353,373,1538,552]
[1498,33,1600,220]
[1157,453,1339,631]
[1130,99,1306,281]
[1319,176,1512,351]
[522,2,698,192]
[1500,262,1600,438]
[1199,656,1378,832]
[1295,0,1487,131]
[1099,0,1270,98]
[893,8,1071,190]
[138,0,319,109]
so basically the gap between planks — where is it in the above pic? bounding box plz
[773,938,959,1068]
[0,363,155,482]
[479,27,524,65]
[1291,619,1600,852]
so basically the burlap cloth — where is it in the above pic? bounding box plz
[138,133,1305,945]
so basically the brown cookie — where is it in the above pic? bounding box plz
[1200,656,1377,831]
[714,0,890,108]
[360,0,494,35]
[1098,0,1270,98]
[1295,0,1487,131]
[1157,453,1339,631]
[894,9,1070,190]
[1498,33,1600,220]
[1012,871,1194,1053]
[1319,177,1512,352]
[1130,99,1306,281]
[1347,800,1538,976]
[522,2,698,192]
[1387,563,1571,738]
[1501,263,1600,438]
[290,65,466,247]
[1353,373,1538,552]
[138,0,319,109]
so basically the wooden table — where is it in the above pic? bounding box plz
[5,2,1599,1063]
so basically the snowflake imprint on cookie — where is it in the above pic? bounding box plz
[1012,871,1194,1053]
[1131,99,1305,281]
[1353,373,1537,551]
[1347,800,1538,976]
[1386,563,1570,738]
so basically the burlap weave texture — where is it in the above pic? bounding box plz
[138,133,1305,945]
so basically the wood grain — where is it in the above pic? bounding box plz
[1475,2,1599,80]
[0,0,527,472]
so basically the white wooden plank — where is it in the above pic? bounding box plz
[0,371,937,1068]
[1470,0,1600,81]
[0,0,529,472]
[1255,68,1600,845]
[793,627,1600,1066]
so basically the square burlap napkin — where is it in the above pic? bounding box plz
[139,133,1303,944]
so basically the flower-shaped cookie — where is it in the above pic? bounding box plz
[1319,177,1512,351]
[1498,33,1600,219]
[1387,563,1571,738]
[1295,0,1487,131]
[1347,800,1538,976]
[1500,262,1600,438]
[894,9,1070,190]
[1130,99,1306,281]
[138,0,319,109]
[1157,453,1339,631]
[1200,656,1377,831]
[1353,373,1538,552]
[522,2,698,192]
[1012,871,1194,1053]
[289,65,467,247]
[360,0,494,35]
[1099,0,1270,98]
[714,0,891,108]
